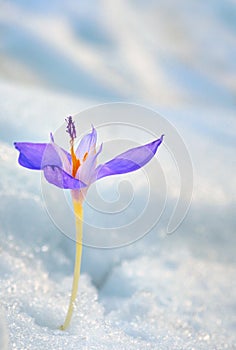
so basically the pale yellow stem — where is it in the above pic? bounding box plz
[60,200,83,331]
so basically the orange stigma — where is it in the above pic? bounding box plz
[83,152,88,162]
[71,145,81,178]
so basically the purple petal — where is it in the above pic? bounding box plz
[95,135,164,180]
[76,126,97,159]
[50,141,71,174]
[14,142,48,170]
[78,143,103,184]
[14,142,70,170]
[43,166,87,189]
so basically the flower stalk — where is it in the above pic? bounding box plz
[60,200,83,331]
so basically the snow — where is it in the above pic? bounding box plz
[0,1,236,349]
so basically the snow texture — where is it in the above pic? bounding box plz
[0,1,236,349]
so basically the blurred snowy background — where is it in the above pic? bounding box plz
[0,1,236,349]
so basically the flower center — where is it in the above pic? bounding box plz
[65,116,89,178]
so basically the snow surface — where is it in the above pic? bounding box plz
[0,1,236,349]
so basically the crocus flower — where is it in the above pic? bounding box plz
[14,116,164,330]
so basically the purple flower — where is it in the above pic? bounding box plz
[14,118,164,201]
[14,117,164,330]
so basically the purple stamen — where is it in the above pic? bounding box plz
[65,116,77,140]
